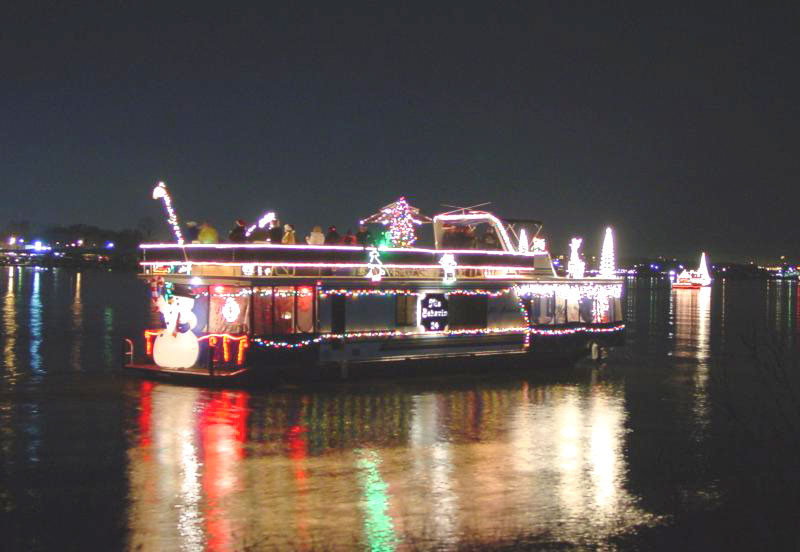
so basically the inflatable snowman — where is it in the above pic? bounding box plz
[153,294,200,368]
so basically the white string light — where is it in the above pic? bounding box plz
[599,227,615,277]
[152,182,184,245]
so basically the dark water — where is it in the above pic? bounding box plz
[1,268,799,550]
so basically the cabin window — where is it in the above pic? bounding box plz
[252,285,316,336]
[530,297,541,322]
[579,297,594,323]
[331,295,346,334]
[395,294,417,326]
[208,286,250,334]
[296,286,314,333]
[448,295,488,329]
[529,294,556,325]
[253,288,274,334]
[554,297,567,324]
[567,296,580,323]
[595,295,623,323]
[613,297,623,322]
[274,287,296,335]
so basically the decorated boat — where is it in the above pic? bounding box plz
[123,186,625,383]
[672,252,712,289]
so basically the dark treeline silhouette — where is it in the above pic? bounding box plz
[1,220,145,269]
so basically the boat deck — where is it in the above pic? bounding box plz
[124,363,249,382]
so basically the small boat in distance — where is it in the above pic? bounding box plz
[673,252,712,289]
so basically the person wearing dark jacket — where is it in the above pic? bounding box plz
[325,226,340,245]
[185,221,200,243]
[342,229,357,245]
[355,224,372,246]
[267,219,283,244]
[229,219,247,243]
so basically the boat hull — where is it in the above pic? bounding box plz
[123,325,625,385]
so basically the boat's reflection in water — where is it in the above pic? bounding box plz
[673,287,712,437]
[126,375,654,551]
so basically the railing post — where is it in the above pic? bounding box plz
[122,338,134,368]
[208,339,216,377]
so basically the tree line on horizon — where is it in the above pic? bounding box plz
[0,218,159,251]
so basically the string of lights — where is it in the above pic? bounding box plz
[186,283,621,300]
[319,288,418,298]
[514,283,622,299]
[250,324,625,349]
[151,182,184,245]
[194,287,314,298]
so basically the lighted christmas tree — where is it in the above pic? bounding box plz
[599,227,615,277]
[360,197,431,248]
[386,197,417,247]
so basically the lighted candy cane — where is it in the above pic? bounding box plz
[152,181,184,244]
[245,211,276,238]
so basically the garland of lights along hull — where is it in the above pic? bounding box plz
[125,188,625,381]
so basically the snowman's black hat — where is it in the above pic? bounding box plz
[169,283,196,298]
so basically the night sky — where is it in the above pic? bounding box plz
[3,3,798,261]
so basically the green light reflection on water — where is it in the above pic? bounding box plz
[355,448,398,552]
[103,306,114,366]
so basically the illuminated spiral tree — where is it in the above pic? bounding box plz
[599,227,615,278]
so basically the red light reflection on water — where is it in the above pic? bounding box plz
[138,381,153,452]
[133,384,250,552]
[286,397,310,547]
[200,391,250,552]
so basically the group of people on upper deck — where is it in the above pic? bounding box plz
[183,219,378,247]
[441,225,502,250]
[181,218,503,250]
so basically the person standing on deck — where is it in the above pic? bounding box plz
[306,226,325,245]
[185,221,200,243]
[197,221,219,244]
[268,219,283,244]
[355,224,372,246]
[229,219,247,243]
[281,224,296,244]
[342,229,357,245]
[325,225,340,245]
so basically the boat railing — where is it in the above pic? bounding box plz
[141,264,540,281]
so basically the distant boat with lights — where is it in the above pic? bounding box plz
[123,186,626,383]
[672,252,712,289]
